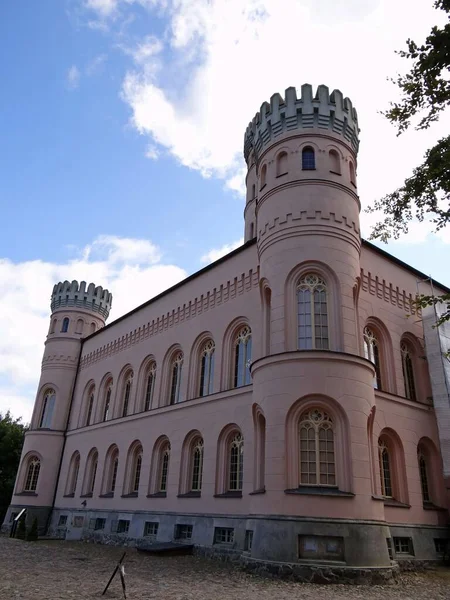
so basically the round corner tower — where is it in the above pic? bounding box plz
[5,281,112,532]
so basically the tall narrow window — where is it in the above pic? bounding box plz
[299,409,335,486]
[76,318,84,334]
[378,439,393,498]
[199,341,215,397]
[276,151,288,176]
[144,363,156,411]
[297,274,328,350]
[103,386,112,422]
[191,438,204,492]
[349,161,356,184]
[122,374,133,417]
[86,391,94,426]
[302,147,315,170]
[329,149,341,174]
[228,433,244,491]
[169,352,183,405]
[86,453,98,495]
[364,327,382,389]
[260,164,267,189]
[132,452,142,494]
[158,443,171,492]
[90,322,96,334]
[50,318,57,334]
[69,454,80,495]
[401,342,417,401]
[233,327,252,388]
[24,456,40,492]
[418,449,430,503]
[61,317,69,333]
[110,457,118,493]
[39,389,56,428]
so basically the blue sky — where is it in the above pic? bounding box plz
[0,0,449,421]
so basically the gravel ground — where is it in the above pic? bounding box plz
[0,536,449,599]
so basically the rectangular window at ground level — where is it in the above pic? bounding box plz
[214,527,234,545]
[434,539,448,555]
[144,522,159,538]
[112,519,130,534]
[95,518,106,530]
[174,524,193,540]
[244,530,253,552]
[298,535,345,561]
[393,537,414,556]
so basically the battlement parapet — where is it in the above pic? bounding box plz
[244,84,359,163]
[50,280,112,320]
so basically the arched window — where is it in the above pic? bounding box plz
[378,439,393,498]
[169,352,183,405]
[158,442,171,493]
[90,322,96,334]
[121,373,133,417]
[75,319,84,334]
[128,445,143,494]
[401,342,417,401]
[299,408,335,486]
[249,222,254,239]
[111,456,119,493]
[276,151,288,176]
[103,446,119,495]
[417,447,430,503]
[61,317,69,333]
[260,164,267,189]
[364,327,382,389]
[24,456,40,492]
[199,340,215,397]
[85,390,95,426]
[297,274,328,350]
[329,149,341,174]
[253,406,266,492]
[233,326,252,388]
[228,433,244,491]
[66,452,80,496]
[103,384,112,422]
[144,363,156,411]
[302,147,315,170]
[190,437,204,492]
[49,319,57,334]
[39,389,56,428]
[349,161,356,184]
[84,450,98,496]
[252,184,256,199]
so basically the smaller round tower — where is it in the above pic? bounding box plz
[4,281,112,533]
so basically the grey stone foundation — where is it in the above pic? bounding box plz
[1,504,52,536]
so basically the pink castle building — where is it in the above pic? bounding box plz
[4,84,450,573]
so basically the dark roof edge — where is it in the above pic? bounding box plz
[82,235,449,346]
[82,237,258,343]
[362,239,450,294]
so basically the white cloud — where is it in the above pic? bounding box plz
[85,0,119,18]
[200,238,243,265]
[145,144,159,159]
[0,235,186,422]
[66,65,81,90]
[86,53,108,76]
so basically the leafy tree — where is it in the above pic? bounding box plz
[367,0,450,324]
[0,412,27,524]
[26,517,39,541]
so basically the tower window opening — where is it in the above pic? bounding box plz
[260,165,267,189]
[61,317,70,333]
[276,151,288,176]
[329,149,341,174]
[349,161,356,184]
[302,147,315,170]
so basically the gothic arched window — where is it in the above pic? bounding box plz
[364,327,382,389]
[144,363,156,411]
[233,327,252,388]
[297,274,329,350]
[85,450,98,496]
[299,408,335,486]
[85,390,95,426]
[39,389,56,429]
[131,448,143,494]
[169,352,183,405]
[378,439,393,498]
[24,456,40,492]
[66,452,80,496]
[191,437,204,492]
[417,447,430,503]
[302,147,315,170]
[158,442,171,492]
[103,385,112,422]
[199,341,215,397]
[401,342,417,401]
[228,433,244,491]
[103,447,119,495]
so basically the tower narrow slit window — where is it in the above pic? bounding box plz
[418,448,430,503]
[61,317,70,333]
[191,438,204,492]
[276,151,288,176]
[349,161,356,184]
[122,373,133,417]
[364,327,382,389]
[24,456,41,492]
[228,433,244,491]
[199,340,215,397]
[158,442,171,492]
[378,439,393,498]
[299,409,335,486]
[260,164,267,189]
[144,363,156,411]
[169,352,183,404]
[302,147,315,170]
[401,342,417,401]
[297,274,329,350]
[39,389,56,428]
[329,149,341,174]
[233,327,252,388]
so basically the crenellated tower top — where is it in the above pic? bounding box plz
[243,84,359,164]
[50,280,113,320]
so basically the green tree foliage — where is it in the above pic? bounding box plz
[0,412,27,524]
[26,517,39,541]
[367,0,450,323]
[16,517,26,540]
